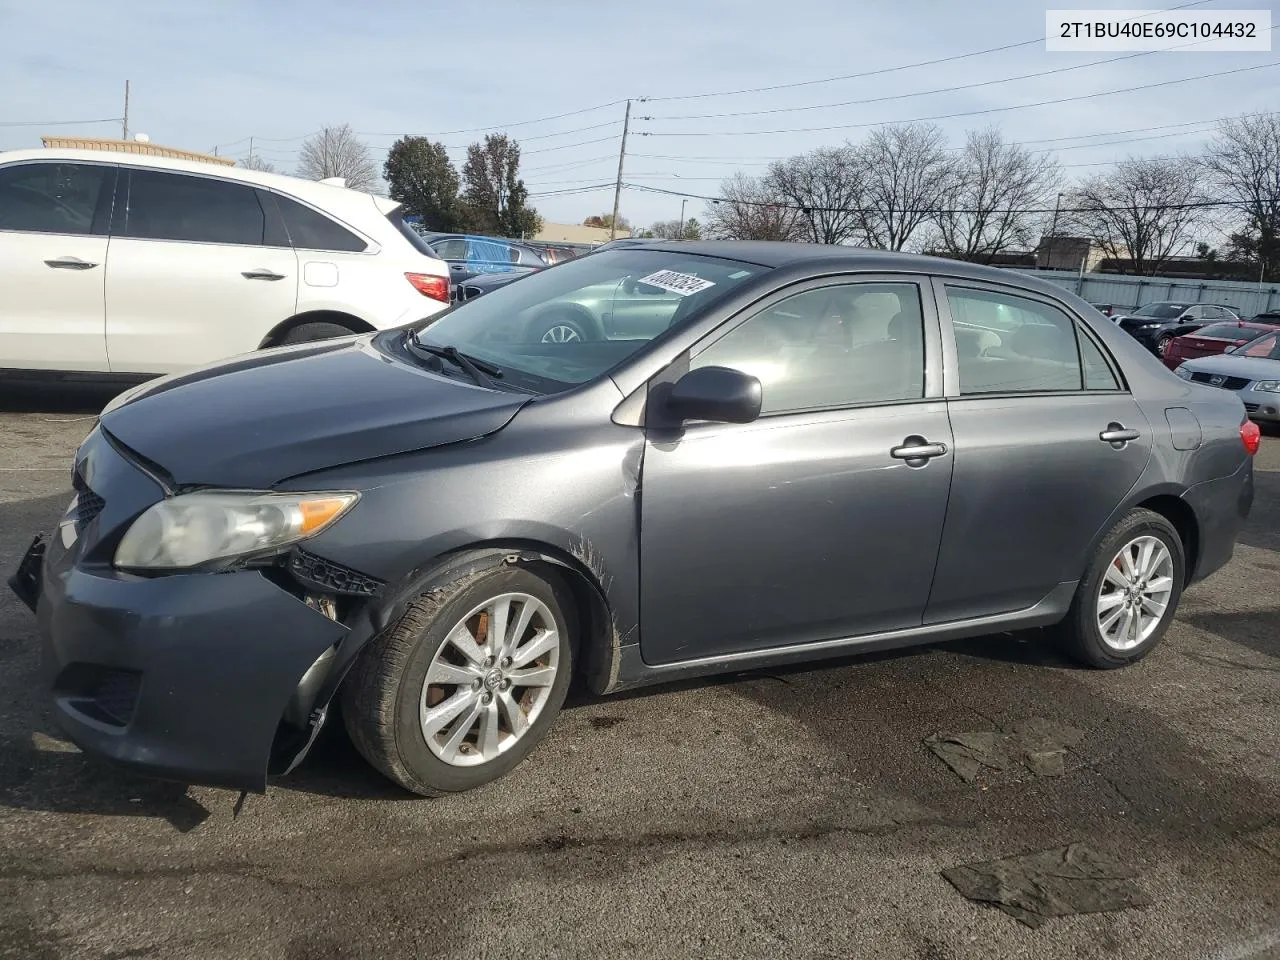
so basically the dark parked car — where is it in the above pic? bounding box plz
[11,242,1258,797]
[1162,320,1280,370]
[425,233,549,282]
[1114,301,1241,358]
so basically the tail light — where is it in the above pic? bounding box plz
[406,273,450,303]
[1241,419,1261,456]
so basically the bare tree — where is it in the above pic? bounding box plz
[297,124,379,191]
[1065,156,1206,275]
[703,173,805,241]
[933,127,1061,262]
[855,123,952,251]
[1201,112,1280,281]
[238,154,276,173]
[647,218,701,240]
[764,146,863,244]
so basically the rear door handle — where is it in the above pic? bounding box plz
[1099,424,1140,445]
[242,269,286,281]
[44,256,97,270]
[890,438,948,462]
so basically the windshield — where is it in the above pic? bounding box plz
[413,249,766,392]
[1194,323,1252,340]
[1132,303,1189,318]
[1229,332,1280,358]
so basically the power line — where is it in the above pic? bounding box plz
[639,62,1280,138]
[0,116,123,127]
[650,40,1232,123]
[642,0,1213,102]
[624,181,1248,215]
[360,99,630,137]
[523,135,620,155]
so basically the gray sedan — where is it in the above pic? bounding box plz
[1174,327,1280,424]
[13,241,1259,797]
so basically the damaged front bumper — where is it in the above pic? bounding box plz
[19,427,357,793]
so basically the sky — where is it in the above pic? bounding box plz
[1,0,1277,235]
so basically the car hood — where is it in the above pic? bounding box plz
[99,334,531,488]
[1178,354,1280,379]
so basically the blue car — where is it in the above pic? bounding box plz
[424,233,549,282]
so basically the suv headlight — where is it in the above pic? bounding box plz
[1255,380,1280,393]
[114,491,358,570]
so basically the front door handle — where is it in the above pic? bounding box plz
[44,256,98,270]
[890,437,949,463]
[1099,424,1140,445]
[242,268,286,281]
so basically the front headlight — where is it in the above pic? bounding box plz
[114,490,358,570]
[1255,380,1280,393]
[1174,365,1194,379]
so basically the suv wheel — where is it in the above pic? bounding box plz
[341,565,575,796]
[279,321,359,345]
[1156,333,1174,357]
[1054,508,1185,668]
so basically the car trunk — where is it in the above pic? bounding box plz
[1169,335,1246,365]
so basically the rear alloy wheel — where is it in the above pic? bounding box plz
[341,565,574,796]
[1054,508,1184,668]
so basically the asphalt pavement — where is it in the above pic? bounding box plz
[1,383,1277,960]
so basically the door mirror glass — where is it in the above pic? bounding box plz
[666,366,762,424]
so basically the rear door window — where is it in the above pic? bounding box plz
[124,170,264,245]
[0,162,113,235]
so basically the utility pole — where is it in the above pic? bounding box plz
[122,80,130,141]
[248,136,255,166]
[609,100,631,241]
[678,198,687,238]
[1045,191,1063,270]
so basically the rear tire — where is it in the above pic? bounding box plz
[278,321,359,345]
[1053,508,1185,669]
[341,565,575,796]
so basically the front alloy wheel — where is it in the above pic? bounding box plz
[342,565,574,796]
[420,593,561,766]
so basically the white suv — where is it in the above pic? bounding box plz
[0,149,451,379]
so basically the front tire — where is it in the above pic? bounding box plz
[1054,508,1185,668]
[528,311,591,344]
[1155,333,1174,357]
[341,565,575,796]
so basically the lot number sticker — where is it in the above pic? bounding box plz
[637,270,717,296]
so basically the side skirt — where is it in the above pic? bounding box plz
[607,581,1078,693]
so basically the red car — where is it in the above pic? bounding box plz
[1163,320,1280,370]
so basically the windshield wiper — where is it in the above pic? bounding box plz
[410,340,504,387]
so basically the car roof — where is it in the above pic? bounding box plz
[614,240,1081,297]
[0,147,400,220]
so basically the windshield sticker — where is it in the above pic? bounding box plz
[637,270,717,297]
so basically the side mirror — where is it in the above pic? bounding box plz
[622,276,637,294]
[666,366,762,424]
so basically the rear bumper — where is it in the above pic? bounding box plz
[1183,457,1254,585]
[34,531,348,792]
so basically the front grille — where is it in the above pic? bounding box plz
[1244,402,1260,413]
[70,468,106,526]
[57,665,142,728]
[1189,372,1251,390]
[90,670,141,726]
[289,548,384,597]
